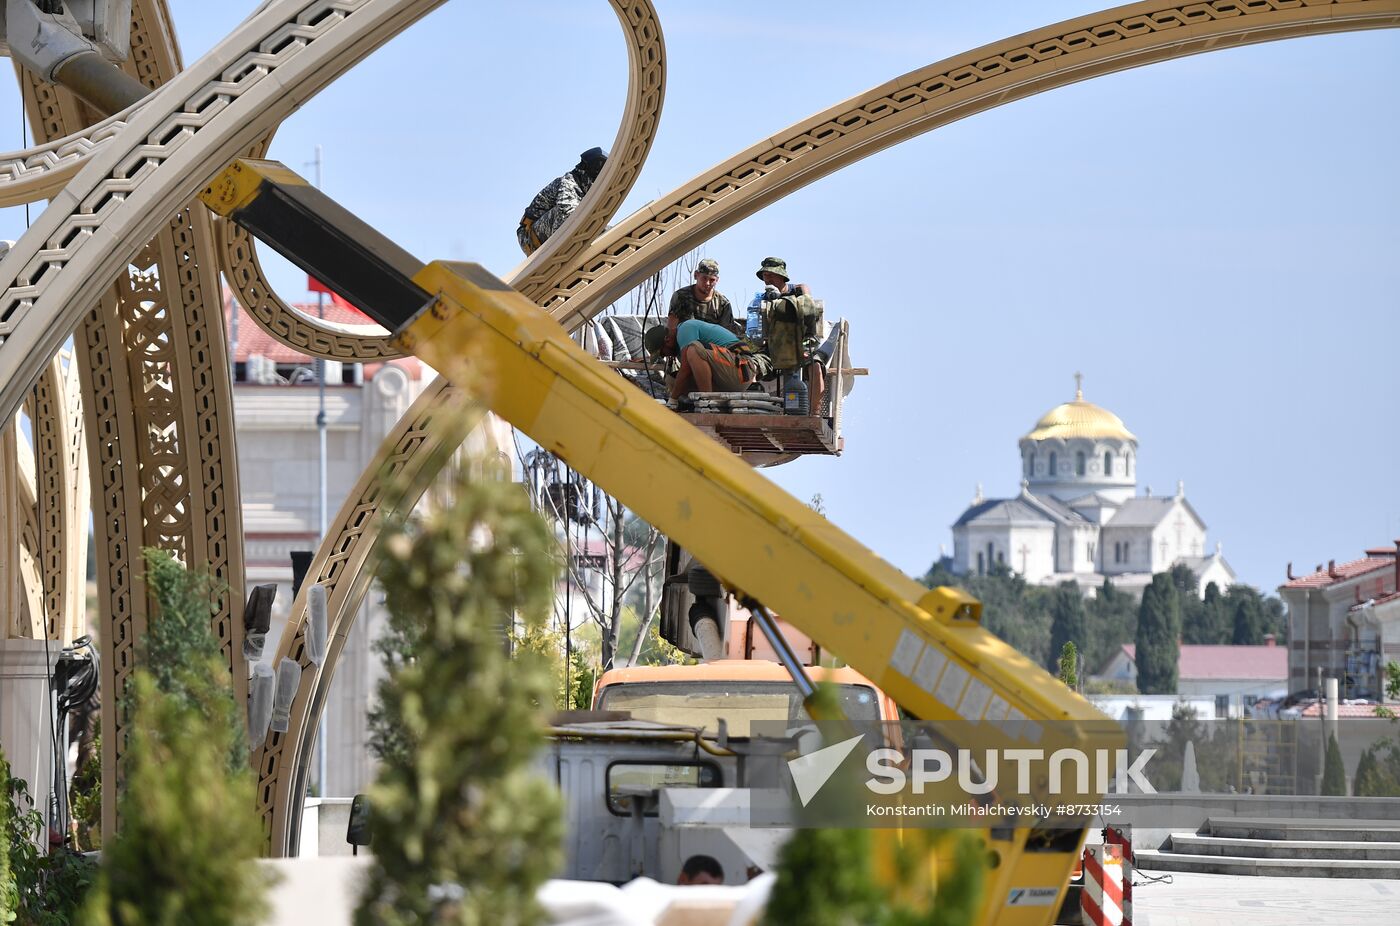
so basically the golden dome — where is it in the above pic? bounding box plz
[1023,380,1136,443]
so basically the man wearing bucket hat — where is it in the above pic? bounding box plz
[662,257,743,357]
[516,147,608,256]
[750,257,825,416]
[754,256,811,297]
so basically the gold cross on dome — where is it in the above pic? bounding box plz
[1074,371,1083,400]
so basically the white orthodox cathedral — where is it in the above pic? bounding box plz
[949,378,1234,597]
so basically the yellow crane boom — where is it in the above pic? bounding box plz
[201,157,1121,925]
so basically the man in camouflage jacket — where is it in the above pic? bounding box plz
[516,147,607,255]
[662,257,743,357]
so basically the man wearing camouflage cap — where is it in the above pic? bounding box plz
[662,257,742,357]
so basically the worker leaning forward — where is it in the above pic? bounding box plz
[662,258,743,358]
[646,320,753,408]
[516,147,608,256]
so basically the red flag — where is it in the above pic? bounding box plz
[307,275,362,316]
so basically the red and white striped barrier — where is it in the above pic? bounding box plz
[1081,844,1125,925]
[1105,825,1134,925]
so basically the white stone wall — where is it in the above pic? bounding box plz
[955,523,1055,581]
[1147,500,1206,574]
[1102,525,1154,576]
[0,641,56,833]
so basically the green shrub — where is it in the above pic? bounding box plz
[356,466,563,926]
[79,550,267,926]
[4,747,96,925]
[2,746,16,924]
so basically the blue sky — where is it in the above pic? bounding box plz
[6,2,1396,592]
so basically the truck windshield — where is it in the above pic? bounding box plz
[596,680,882,736]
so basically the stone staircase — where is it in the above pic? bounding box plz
[1135,817,1400,878]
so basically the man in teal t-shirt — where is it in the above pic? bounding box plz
[645,320,751,403]
[675,318,739,352]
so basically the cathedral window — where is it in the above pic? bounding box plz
[1126,452,1133,476]
[1104,451,1113,475]
[1049,452,1057,476]
[1123,541,1130,562]
[1088,542,1096,562]
[1027,452,1036,477]
[986,542,995,571]
[1076,452,1086,476]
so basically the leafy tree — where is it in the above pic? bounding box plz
[79,550,266,926]
[1168,563,1199,599]
[1261,595,1287,642]
[1185,581,1229,644]
[1321,734,1347,796]
[4,747,97,925]
[1047,582,1085,672]
[1168,565,1205,646]
[1354,739,1400,796]
[1135,573,1180,695]
[1227,585,1267,646]
[356,463,562,925]
[1057,642,1079,691]
[1084,579,1136,677]
[139,549,246,769]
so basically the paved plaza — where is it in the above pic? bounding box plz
[1127,872,1399,926]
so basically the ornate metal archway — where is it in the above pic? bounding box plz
[0,0,1392,853]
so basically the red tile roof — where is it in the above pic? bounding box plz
[223,289,420,378]
[1298,702,1386,718]
[1122,644,1286,681]
[1283,555,1395,590]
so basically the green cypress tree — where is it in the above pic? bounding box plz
[1169,564,1205,645]
[1136,573,1180,695]
[1195,582,1228,644]
[355,464,562,926]
[1084,579,1136,675]
[1321,734,1347,796]
[1047,582,1084,672]
[80,549,266,926]
[1058,641,1079,691]
[1354,740,1400,797]
[1230,589,1265,646]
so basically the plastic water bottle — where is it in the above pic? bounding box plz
[746,291,764,339]
[782,372,808,416]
